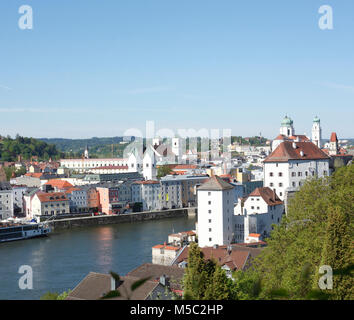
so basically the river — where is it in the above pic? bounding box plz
[0,216,196,300]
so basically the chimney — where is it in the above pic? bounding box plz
[111,276,116,291]
[227,245,232,255]
[159,275,169,287]
[292,142,297,149]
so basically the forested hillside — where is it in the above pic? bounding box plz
[0,135,63,162]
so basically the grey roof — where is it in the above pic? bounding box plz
[197,175,234,191]
[0,181,12,191]
[66,272,159,300]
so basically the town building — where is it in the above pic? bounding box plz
[233,187,284,242]
[152,243,181,265]
[197,175,234,247]
[64,187,88,213]
[131,180,161,211]
[160,175,209,209]
[30,191,70,217]
[0,182,14,220]
[263,141,330,200]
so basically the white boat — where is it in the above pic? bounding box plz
[0,222,51,243]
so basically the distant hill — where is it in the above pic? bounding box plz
[39,136,134,158]
[0,135,63,162]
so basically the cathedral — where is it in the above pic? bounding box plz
[272,115,322,151]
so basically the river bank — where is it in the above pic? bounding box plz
[45,207,197,231]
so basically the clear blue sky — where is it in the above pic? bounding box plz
[0,0,353,139]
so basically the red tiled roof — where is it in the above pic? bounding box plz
[25,173,43,178]
[248,233,261,237]
[152,244,180,251]
[173,164,198,170]
[175,245,258,271]
[36,192,68,202]
[264,141,330,163]
[248,187,283,206]
[45,179,73,189]
[330,132,338,142]
[133,180,160,185]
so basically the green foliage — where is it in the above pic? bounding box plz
[183,242,236,300]
[157,165,173,179]
[232,269,261,300]
[40,292,59,300]
[40,289,72,300]
[39,137,133,158]
[0,135,63,162]
[250,164,354,300]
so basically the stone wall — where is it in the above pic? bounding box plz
[46,208,194,231]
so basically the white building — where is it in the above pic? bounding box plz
[197,175,234,248]
[0,182,14,220]
[234,187,284,242]
[60,158,135,173]
[263,141,330,200]
[142,146,157,180]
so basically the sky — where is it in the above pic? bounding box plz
[0,0,353,140]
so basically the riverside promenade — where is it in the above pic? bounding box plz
[44,207,197,231]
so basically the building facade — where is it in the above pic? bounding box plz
[197,175,235,248]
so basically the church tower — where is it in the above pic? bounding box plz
[279,115,295,137]
[84,145,89,159]
[311,116,322,148]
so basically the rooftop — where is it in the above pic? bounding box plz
[264,141,330,163]
[197,175,234,191]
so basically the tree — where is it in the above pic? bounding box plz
[157,165,172,179]
[204,265,237,300]
[318,205,353,299]
[183,242,216,300]
[250,164,353,299]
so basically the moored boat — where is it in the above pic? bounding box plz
[0,221,51,243]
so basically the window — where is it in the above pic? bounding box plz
[209,228,212,232]
[269,172,273,177]
[292,172,296,177]
[292,182,296,187]
[279,183,283,187]
[280,192,282,196]
[208,219,211,223]
[298,172,302,176]
[324,170,327,175]
[209,238,212,242]
[208,201,211,205]
[279,172,282,177]
[208,192,211,196]
[251,206,254,209]
[305,171,308,176]
[257,207,260,210]
[208,210,211,214]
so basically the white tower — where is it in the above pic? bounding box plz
[311,116,322,148]
[197,175,234,248]
[279,116,295,137]
[84,145,89,159]
[143,146,157,180]
[172,137,182,162]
